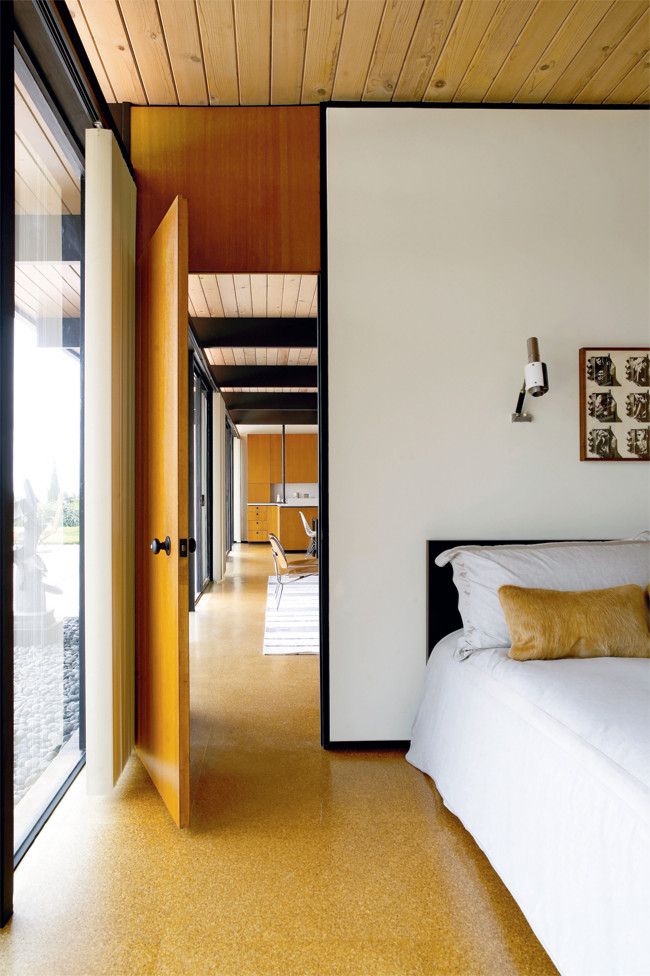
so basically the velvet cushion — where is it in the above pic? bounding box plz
[498,583,650,661]
[435,539,650,657]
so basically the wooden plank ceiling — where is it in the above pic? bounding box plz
[69,0,650,105]
[194,274,318,408]
[14,72,82,334]
[188,273,317,318]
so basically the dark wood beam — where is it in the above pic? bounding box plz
[229,409,317,425]
[192,317,316,348]
[210,365,316,388]
[221,392,317,412]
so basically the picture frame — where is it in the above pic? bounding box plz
[579,347,650,461]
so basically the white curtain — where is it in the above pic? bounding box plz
[84,129,136,793]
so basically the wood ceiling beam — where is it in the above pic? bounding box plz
[210,365,316,388]
[221,392,317,412]
[228,409,318,425]
[193,317,317,348]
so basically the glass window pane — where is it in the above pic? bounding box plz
[13,58,84,853]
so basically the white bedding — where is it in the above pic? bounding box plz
[406,631,650,976]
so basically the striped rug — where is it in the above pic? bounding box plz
[263,575,319,655]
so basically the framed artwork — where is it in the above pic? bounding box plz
[579,347,650,461]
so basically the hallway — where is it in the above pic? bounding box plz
[1,545,555,976]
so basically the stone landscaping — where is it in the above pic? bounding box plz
[14,615,80,805]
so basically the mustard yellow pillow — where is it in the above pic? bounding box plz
[497,583,650,661]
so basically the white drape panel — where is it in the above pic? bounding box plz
[84,129,136,793]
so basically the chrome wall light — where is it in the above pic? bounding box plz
[512,337,549,423]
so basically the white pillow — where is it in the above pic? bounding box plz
[436,539,650,658]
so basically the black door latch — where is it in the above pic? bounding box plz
[179,538,197,558]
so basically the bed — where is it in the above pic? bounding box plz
[406,540,650,976]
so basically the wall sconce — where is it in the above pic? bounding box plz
[511,337,549,423]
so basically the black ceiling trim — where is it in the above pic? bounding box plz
[229,409,318,425]
[192,317,317,348]
[210,365,316,388]
[221,392,317,411]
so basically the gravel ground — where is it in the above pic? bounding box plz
[14,616,80,804]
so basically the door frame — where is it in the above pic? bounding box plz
[0,0,15,926]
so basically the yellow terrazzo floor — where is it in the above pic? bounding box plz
[0,544,556,976]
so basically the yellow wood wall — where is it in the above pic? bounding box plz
[130,106,320,273]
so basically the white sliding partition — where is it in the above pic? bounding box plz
[325,107,650,743]
[84,129,136,792]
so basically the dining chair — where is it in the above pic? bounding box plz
[268,533,318,609]
[298,510,317,557]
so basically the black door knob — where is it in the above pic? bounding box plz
[151,536,171,556]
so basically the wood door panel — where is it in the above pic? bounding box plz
[136,196,189,828]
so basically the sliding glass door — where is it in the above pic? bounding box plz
[191,369,212,604]
[12,49,84,859]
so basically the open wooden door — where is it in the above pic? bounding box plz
[135,197,190,827]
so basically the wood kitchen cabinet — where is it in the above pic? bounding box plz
[247,482,270,503]
[270,434,282,483]
[247,504,278,542]
[278,506,318,551]
[247,433,317,505]
[246,504,316,549]
[284,434,318,483]
[247,435,270,485]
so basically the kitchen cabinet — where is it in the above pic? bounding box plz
[270,434,282,483]
[247,433,317,505]
[246,505,316,549]
[247,482,270,503]
[247,504,279,542]
[278,506,318,552]
[247,434,270,484]
[284,434,318,483]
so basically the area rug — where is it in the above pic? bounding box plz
[263,575,319,655]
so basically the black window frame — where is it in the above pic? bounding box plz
[1,0,127,923]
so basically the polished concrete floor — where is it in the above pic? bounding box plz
[1,544,556,976]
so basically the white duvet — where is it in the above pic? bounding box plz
[407,632,650,976]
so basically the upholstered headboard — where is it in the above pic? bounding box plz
[426,540,588,658]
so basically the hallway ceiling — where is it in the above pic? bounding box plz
[192,274,318,421]
[67,0,649,106]
[205,347,317,366]
[188,274,317,318]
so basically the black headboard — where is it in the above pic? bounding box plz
[426,540,587,657]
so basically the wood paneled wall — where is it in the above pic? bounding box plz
[130,106,320,273]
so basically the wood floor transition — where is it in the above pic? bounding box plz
[0,543,556,975]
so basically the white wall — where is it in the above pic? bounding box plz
[326,107,650,742]
[212,393,227,581]
[233,436,242,543]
